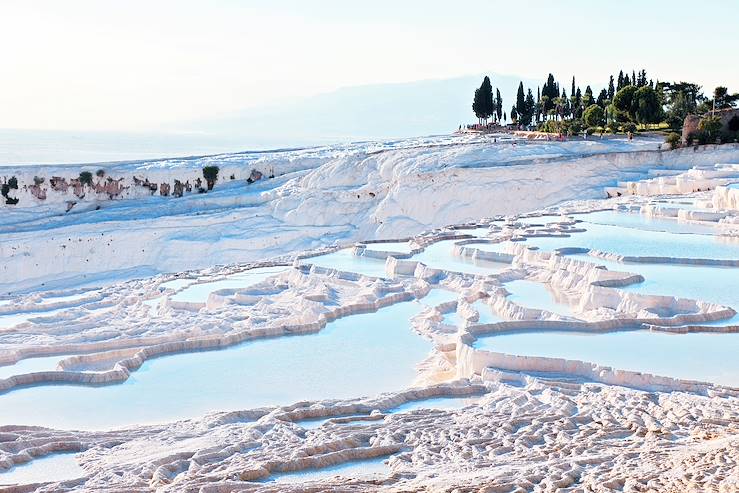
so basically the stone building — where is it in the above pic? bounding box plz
[682,107,739,143]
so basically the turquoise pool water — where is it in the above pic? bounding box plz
[0,453,83,486]
[575,210,718,235]
[504,280,574,317]
[159,278,196,291]
[389,395,480,413]
[412,240,510,275]
[472,300,504,324]
[0,298,436,430]
[297,394,481,429]
[270,456,389,483]
[40,290,99,304]
[418,289,458,307]
[0,355,69,380]
[362,241,413,253]
[523,222,739,260]
[442,311,463,326]
[473,329,739,387]
[302,249,389,278]
[171,267,287,303]
[567,254,739,312]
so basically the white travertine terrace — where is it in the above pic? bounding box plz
[3,143,739,491]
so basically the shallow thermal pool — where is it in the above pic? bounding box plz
[270,456,390,483]
[0,354,69,380]
[297,395,482,429]
[473,328,739,387]
[566,254,739,315]
[170,267,287,303]
[574,209,720,235]
[522,221,739,260]
[0,453,84,486]
[411,240,510,275]
[504,280,575,317]
[0,302,102,330]
[302,249,389,278]
[361,241,413,253]
[0,297,440,430]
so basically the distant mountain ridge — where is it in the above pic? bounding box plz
[184,72,541,144]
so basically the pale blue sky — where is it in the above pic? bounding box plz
[2,0,737,131]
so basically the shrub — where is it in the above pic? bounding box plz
[33,176,45,185]
[698,116,722,144]
[621,122,637,134]
[79,171,93,186]
[606,122,619,134]
[665,133,681,150]
[569,119,583,135]
[202,166,219,191]
[96,169,106,177]
[585,127,597,135]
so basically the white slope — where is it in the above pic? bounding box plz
[3,134,737,295]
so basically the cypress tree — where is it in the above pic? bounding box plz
[524,89,535,126]
[536,86,541,123]
[472,87,483,123]
[571,77,576,100]
[632,70,637,87]
[608,75,615,100]
[481,76,494,123]
[624,73,631,87]
[617,70,624,91]
[597,89,608,108]
[472,76,494,124]
[583,85,594,108]
[516,82,526,121]
[496,88,503,122]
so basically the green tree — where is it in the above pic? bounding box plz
[584,86,594,106]
[583,104,605,127]
[472,76,494,124]
[613,85,638,122]
[617,70,624,91]
[496,88,503,122]
[510,106,518,123]
[472,88,483,123]
[542,73,557,114]
[516,82,526,123]
[596,89,608,108]
[523,89,535,126]
[607,75,615,100]
[712,86,739,110]
[634,86,663,128]
[663,81,703,127]
[540,95,550,120]
[481,76,494,123]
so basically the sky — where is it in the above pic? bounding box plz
[2,0,738,132]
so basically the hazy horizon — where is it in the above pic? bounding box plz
[3,0,738,133]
